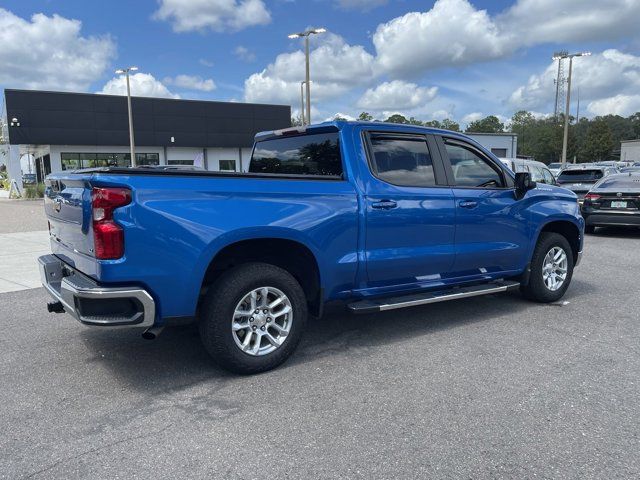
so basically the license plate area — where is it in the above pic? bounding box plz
[610,200,627,208]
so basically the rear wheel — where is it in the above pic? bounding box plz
[521,232,574,303]
[199,262,307,374]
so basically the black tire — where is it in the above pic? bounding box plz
[585,225,596,234]
[199,262,307,374]
[521,232,574,303]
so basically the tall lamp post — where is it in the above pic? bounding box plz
[288,28,326,125]
[300,81,306,125]
[115,66,139,167]
[553,52,590,166]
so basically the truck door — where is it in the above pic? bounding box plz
[438,136,530,275]
[362,131,456,288]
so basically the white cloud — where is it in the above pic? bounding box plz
[99,73,180,98]
[153,0,271,32]
[509,49,640,116]
[462,112,484,124]
[373,0,508,77]
[234,46,256,62]
[372,0,640,78]
[165,74,216,91]
[357,81,437,110]
[325,112,357,121]
[0,8,115,92]
[244,33,374,104]
[588,95,640,117]
[199,58,214,67]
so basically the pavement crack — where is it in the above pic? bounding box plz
[20,423,173,479]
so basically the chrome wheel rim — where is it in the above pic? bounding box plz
[231,286,293,356]
[542,246,568,291]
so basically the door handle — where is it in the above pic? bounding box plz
[458,200,478,209]
[371,200,398,210]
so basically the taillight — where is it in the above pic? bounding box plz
[584,193,600,202]
[92,187,131,259]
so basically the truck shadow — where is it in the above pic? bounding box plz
[589,226,640,239]
[78,278,597,391]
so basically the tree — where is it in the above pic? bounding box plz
[423,120,442,128]
[358,112,374,122]
[333,114,349,121]
[580,119,614,162]
[407,117,423,126]
[291,116,303,127]
[466,115,504,133]
[441,118,460,132]
[385,114,408,124]
[509,110,535,156]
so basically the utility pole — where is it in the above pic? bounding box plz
[288,28,326,125]
[115,66,139,167]
[300,81,306,125]
[553,52,591,166]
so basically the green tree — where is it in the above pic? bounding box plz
[423,120,442,128]
[441,118,460,132]
[580,119,614,161]
[509,110,535,156]
[333,114,349,121]
[466,115,504,133]
[385,114,408,124]
[407,117,423,126]
[291,116,303,127]
[358,112,374,121]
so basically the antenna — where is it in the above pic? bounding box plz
[553,50,568,120]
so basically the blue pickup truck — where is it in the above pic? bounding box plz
[40,121,584,373]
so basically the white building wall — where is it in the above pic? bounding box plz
[166,147,203,166]
[206,148,242,172]
[466,134,518,158]
[621,141,640,162]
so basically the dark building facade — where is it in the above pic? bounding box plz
[4,89,291,179]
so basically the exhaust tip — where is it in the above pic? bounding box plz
[142,326,164,340]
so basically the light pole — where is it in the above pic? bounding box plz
[553,52,590,166]
[288,28,326,125]
[115,66,139,167]
[300,81,306,125]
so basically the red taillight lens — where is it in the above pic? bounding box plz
[584,193,600,201]
[92,187,131,259]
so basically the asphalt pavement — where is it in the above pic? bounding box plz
[1,228,639,479]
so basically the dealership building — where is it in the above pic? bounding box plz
[3,89,291,184]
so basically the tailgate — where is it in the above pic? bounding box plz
[44,175,95,263]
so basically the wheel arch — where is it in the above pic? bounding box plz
[537,220,581,265]
[198,233,323,317]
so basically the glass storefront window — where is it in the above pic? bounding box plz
[61,152,161,169]
[219,160,236,171]
[61,153,80,170]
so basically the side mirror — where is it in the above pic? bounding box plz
[514,172,536,199]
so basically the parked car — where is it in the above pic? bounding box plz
[556,165,617,202]
[581,172,640,233]
[22,173,36,186]
[499,158,557,185]
[620,167,640,173]
[39,122,584,374]
[547,162,563,177]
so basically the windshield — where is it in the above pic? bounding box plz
[548,163,561,169]
[557,170,604,182]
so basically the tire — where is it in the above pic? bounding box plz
[585,225,596,234]
[199,262,307,374]
[521,232,574,303]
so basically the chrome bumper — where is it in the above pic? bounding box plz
[38,254,155,327]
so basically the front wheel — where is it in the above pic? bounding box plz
[521,232,574,303]
[199,262,307,374]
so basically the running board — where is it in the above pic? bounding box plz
[348,280,521,314]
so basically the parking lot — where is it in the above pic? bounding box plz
[0,202,638,478]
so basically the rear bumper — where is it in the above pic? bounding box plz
[38,254,155,327]
[582,211,640,227]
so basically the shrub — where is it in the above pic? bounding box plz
[24,183,45,199]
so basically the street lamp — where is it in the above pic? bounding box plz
[552,52,591,165]
[300,81,306,125]
[288,28,326,125]
[115,66,139,167]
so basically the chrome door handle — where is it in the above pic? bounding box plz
[458,200,478,209]
[371,200,398,210]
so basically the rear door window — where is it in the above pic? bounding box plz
[250,132,342,176]
[368,135,437,187]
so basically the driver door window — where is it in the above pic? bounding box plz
[444,141,504,188]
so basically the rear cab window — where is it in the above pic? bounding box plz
[250,132,343,177]
[557,169,604,182]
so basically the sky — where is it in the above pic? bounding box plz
[1,0,640,127]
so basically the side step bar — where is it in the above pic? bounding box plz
[348,280,521,314]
